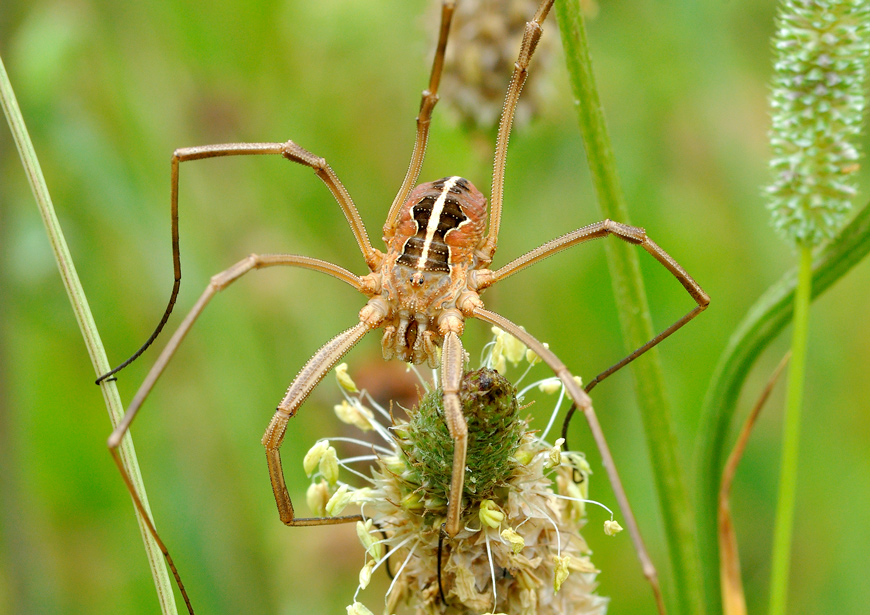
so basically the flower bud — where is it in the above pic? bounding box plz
[553,554,571,593]
[356,519,385,562]
[501,527,525,554]
[319,445,340,485]
[604,519,623,536]
[479,499,505,528]
[306,480,330,516]
[326,484,352,516]
[334,400,374,431]
[346,602,374,615]
[546,438,565,469]
[538,378,561,395]
[525,342,548,366]
[335,363,358,393]
[358,559,375,589]
[502,329,527,366]
[303,440,329,476]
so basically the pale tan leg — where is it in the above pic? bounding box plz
[281,141,381,270]
[262,322,371,526]
[383,0,457,240]
[479,219,709,391]
[107,253,363,448]
[104,253,364,613]
[440,330,468,537]
[107,446,195,615]
[99,141,380,382]
[471,306,666,615]
[483,0,555,261]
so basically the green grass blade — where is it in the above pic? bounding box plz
[554,2,705,614]
[767,245,811,615]
[695,201,870,615]
[0,54,179,615]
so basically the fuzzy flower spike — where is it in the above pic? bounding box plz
[313,332,612,615]
[767,0,870,246]
[765,5,869,615]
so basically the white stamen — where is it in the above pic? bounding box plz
[327,436,393,456]
[384,540,419,607]
[546,492,615,517]
[538,384,566,443]
[485,529,498,611]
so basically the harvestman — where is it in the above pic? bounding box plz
[100,1,709,612]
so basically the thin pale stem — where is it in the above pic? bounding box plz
[554,2,704,613]
[768,245,812,615]
[0,55,178,615]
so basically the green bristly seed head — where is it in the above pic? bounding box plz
[767,0,870,246]
[399,368,525,513]
[323,355,607,613]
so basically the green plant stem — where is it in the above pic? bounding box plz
[0,55,178,615]
[554,2,704,614]
[767,245,811,615]
[695,201,870,615]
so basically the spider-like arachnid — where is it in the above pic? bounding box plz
[102,0,708,612]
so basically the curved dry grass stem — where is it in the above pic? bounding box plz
[718,353,790,615]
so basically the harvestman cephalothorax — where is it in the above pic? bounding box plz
[99,1,709,612]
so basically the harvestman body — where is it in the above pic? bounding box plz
[101,1,709,613]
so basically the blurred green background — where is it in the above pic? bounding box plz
[2,0,870,614]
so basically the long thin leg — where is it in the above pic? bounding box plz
[281,141,381,270]
[104,254,362,613]
[107,253,364,447]
[98,141,380,383]
[383,1,456,241]
[108,447,195,614]
[478,219,709,392]
[471,306,666,615]
[483,0,555,260]
[440,330,468,537]
[262,322,372,526]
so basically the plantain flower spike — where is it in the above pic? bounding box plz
[437,0,559,130]
[767,0,870,246]
[317,340,607,614]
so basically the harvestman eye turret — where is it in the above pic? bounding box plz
[100,1,709,613]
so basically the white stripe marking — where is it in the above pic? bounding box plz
[416,176,461,271]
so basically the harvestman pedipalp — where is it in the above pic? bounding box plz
[99,1,709,613]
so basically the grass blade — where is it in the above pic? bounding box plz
[0,53,178,615]
[554,2,705,613]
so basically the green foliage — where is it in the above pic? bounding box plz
[3,1,870,614]
[556,3,705,614]
[763,4,870,615]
